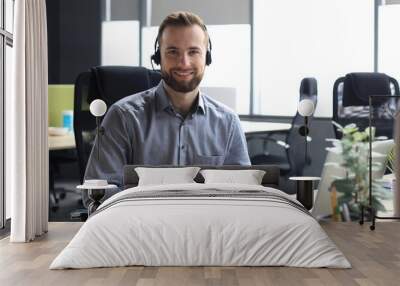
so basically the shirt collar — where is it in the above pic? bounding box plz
[197,90,206,114]
[155,81,172,112]
[155,80,206,115]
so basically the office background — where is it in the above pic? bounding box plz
[44,0,400,219]
[2,0,400,225]
[45,0,400,118]
[44,0,400,173]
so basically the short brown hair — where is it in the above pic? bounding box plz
[157,11,209,46]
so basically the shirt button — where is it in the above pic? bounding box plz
[181,145,185,149]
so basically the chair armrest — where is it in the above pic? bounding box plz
[275,139,290,149]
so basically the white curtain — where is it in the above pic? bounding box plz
[8,0,48,242]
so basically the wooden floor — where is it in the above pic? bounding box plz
[0,222,399,286]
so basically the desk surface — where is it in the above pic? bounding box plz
[241,120,291,134]
[47,121,291,151]
[48,133,75,151]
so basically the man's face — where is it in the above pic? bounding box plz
[159,25,207,93]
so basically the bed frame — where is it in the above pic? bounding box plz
[123,165,280,189]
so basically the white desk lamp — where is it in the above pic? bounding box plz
[297,99,315,164]
[89,99,107,162]
[288,99,318,211]
[77,99,113,216]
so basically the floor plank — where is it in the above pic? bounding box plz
[0,222,399,286]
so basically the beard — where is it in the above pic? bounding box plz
[161,67,204,93]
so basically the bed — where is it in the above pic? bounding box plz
[50,165,350,269]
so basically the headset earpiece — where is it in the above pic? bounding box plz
[205,38,212,65]
[151,38,161,66]
[151,48,161,65]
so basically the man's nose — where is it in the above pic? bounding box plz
[178,53,190,67]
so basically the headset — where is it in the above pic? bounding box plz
[151,28,213,67]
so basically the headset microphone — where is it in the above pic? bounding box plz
[150,57,156,71]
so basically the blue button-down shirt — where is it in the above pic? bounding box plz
[84,81,250,190]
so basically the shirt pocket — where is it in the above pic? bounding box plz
[194,153,225,165]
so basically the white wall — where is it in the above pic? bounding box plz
[378,5,400,81]
[101,20,140,66]
[253,0,374,117]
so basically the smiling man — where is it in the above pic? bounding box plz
[84,11,250,197]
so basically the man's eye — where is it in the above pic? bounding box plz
[167,50,178,56]
[189,50,200,55]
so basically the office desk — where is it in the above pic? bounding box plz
[48,133,77,208]
[48,133,75,151]
[240,120,291,135]
[47,122,291,150]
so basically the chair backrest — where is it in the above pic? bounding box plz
[286,77,318,176]
[332,72,400,139]
[300,77,318,102]
[73,66,162,182]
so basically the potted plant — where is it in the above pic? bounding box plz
[386,146,395,174]
[386,145,400,216]
[330,122,390,221]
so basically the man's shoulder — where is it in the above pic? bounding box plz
[112,87,157,113]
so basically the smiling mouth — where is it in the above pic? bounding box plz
[173,70,194,78]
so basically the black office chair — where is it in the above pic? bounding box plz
[71,66,161,220]
[332,72,400,139]
[74,66,162,183]
[250,78,318,177]
[49,149,79,211]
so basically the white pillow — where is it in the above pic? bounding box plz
[135,167,201,186]
[200,169,266,185]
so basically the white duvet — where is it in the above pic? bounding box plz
[50,183,351,269]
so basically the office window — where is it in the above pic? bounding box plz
[141,24,251,115]
[5,0,13,33]
[4,44,11,221]
[0,37,3,229]
[378,4,400,80]
[253,0,374,117]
